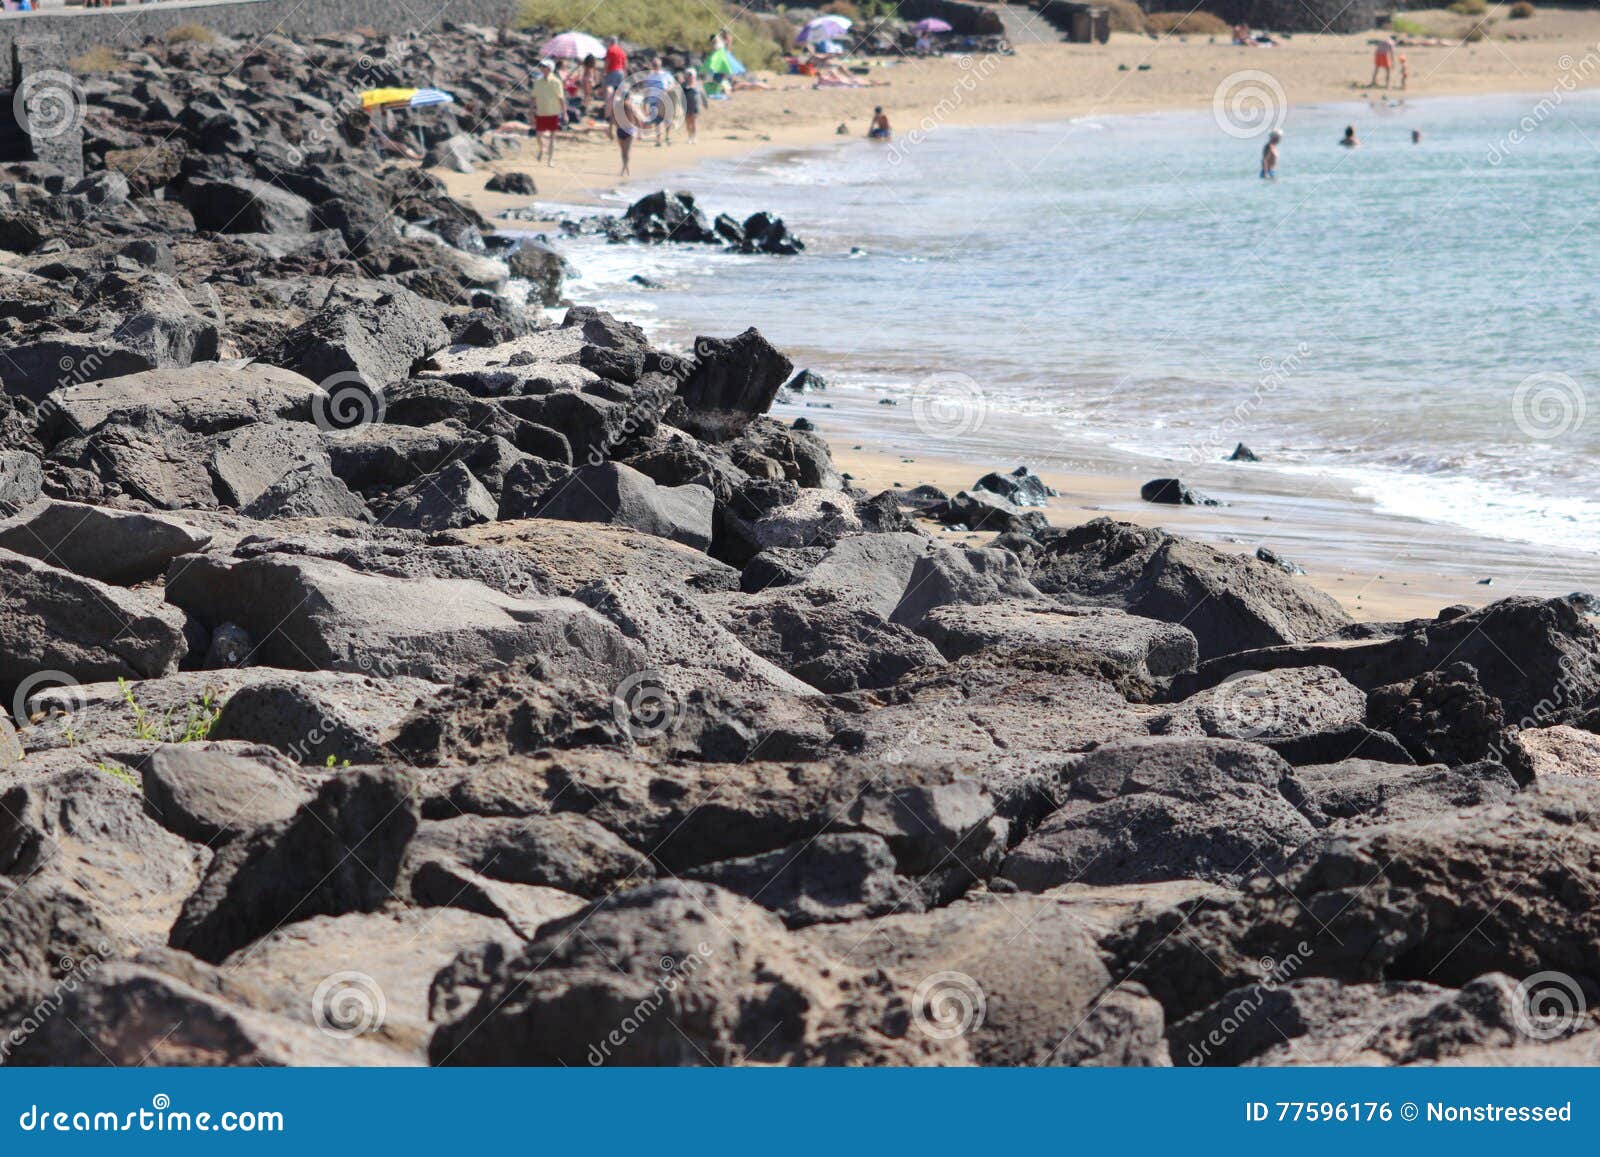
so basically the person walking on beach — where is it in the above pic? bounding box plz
[1339,124,1360,147]
[1371,35,1396,88]
[608,85,635,176]
[1260,129,1280,178]
[643,58,676,147]
[868,107,892,140]
[603,36,628,138]
[530,59,564,166]
[682,68,704,144]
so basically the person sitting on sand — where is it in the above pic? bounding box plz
[868,107,892,140]
[1340,124,1360,148]
[1260,129,1280,178]
[529,59,564,167]
[1371,35,1396,88]
[1232,23,1255,45]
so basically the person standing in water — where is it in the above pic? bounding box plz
[1260,129,1281,178]
[1340,124,1360,147]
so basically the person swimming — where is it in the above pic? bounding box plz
[1261,129,1281,178]
[1340,124,1360,148]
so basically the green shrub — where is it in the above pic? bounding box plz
[1390,15,1430,34]
[1448,0,1488,15]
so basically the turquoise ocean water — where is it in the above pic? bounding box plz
[554,92,1600,556]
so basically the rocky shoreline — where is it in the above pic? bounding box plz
[1,23,1599,1067]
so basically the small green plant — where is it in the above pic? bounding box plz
[95,761,139,789]
[117,678,223,744]
[324,755,352,769]
[1390,15,1430,35]
[1449,0,1488,14]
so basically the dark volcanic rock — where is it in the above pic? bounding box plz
[1140,478,1221,506]
[1032,519,1350,661]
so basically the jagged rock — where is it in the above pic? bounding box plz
[803,893,1170,1066]
[889,545,1041,627]
[407,813,652,898]
[267,281,448,392]
[0,548,188,698]
[241,461,373,522]
[534,463,714,552]
[0,452,43,516]
[485,172,538,195]
[384,460,497,531]
[973,466,1057,507]
[676,328,793,422]
[1153,666,1367,742]
[165,552,642,685]
[1513,725,1600,780]
[687,834,916,928]
[1032,519,1350,660]
[714,587,945,692]
[1111,777,1600,1021]
[1367,661,1512,769]
[1292,758,1518,828]
[141,745,308,845]
[42,362,320,439]
[180,176,314,234]
[169,768,420,964]
[920,601,1198,683]
[505,240,566,307]
[208,674,440,765]
[429,880,967,1065]
[0,499,210,583]
[1001,738,1315,890]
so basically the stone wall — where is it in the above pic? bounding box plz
[0,0,522,65]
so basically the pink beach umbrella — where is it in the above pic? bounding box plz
[541,31,606,61]
[913,17,954,33]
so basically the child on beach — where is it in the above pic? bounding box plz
[608,87,635,176]
[868,107,892,140]
[1260,129,1280,178]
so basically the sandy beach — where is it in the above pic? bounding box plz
[442,14,1600,622]
[450,12,1600,211]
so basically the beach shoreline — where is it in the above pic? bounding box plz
[445,24,1600,621]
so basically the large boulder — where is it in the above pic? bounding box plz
[0,548,188,699]
[169,768,419,964]
[1032,519,1350,660]
[429,880,966,1065]
[42,362,321,439]
[267,282,449,392]
[889,545,1041,628]
[803,893,1170,1066]
[1000,738,1316,890]
[180,176,315,234]
[675,328,793,424]
[533,463,714,552]
[920,601,1198,683]
[164,552,643,684]
[0,500,210,584]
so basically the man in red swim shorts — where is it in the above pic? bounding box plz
[1371,35,1396,88]
[530,58,565,166]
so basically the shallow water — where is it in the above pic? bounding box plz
[556,92,1600,556]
